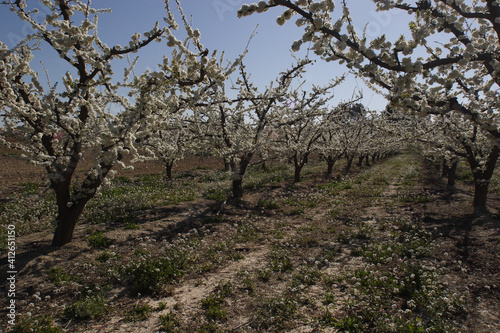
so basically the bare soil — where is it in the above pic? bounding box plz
[0,144,222,197]
[0,152,499,332]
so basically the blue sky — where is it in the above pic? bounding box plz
[0,0,414,111]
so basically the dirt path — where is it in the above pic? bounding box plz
[85,246,269,333]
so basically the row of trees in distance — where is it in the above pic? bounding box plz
[238,0,500,213]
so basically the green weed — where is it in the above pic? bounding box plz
[269,246,294,273]
[64,294,107,320]
[257,198,280,209]
[10,315,63,333]
[203,187,227,202]
[47,266,73,286]
[124,222,140,230]
[20,182,40,194]
[236,223,258,242]
[323,292,336,305]
[159,312,182,332]
[256,268,272,282]
[96,250,120,263]
[253,294,297,330]
[87,230,114,249]
[123,248,189,295]
[200,281,233,322]
[126,303,153,322]
[291,266,321,287]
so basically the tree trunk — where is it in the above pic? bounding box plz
[344,156,354,174]
[259,152,268,171]
[224,158,231,172]
[294,163,303,183]
[434,160,441,173]
[232,177,244,200]
[52,200,88,247]
[165,160,174,180]
[230,153,253,200]
[442,159,449,178]
[463,144,499,212]
[473,180,489,209]
[49,149,118,246]
[326,156,336,177]
[357,155,364,167]
[447,161,458,191]
[365,155,370,167]
[293,155,305,183]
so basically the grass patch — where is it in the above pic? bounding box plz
[200,281,233,323]
[87,230,114,249]
[124,222,140,230]
[11,315,63,333]
[64,293,107,320]
[47,266,74,286]
[257,198,280,209]
[20,182,41,194]
[126,303,153,322]
[253,294,297,330]
[323,217,466,332]
[123,247,190,295]
[269,245,294,273]
[0,192,57,236]
[203,187,227,202]
[398,189,433,204]
[159,312,182,332]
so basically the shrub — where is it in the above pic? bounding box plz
[123,248,189,295]
[159,312,182,332]
[203,187,227,202]
[254,295,297,330]
[87,230,114,249]
[257,198,280,209]
[64,294,107,320]
[47,266,73,286]
[126,303,153,322]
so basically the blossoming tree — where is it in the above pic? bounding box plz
[239,0,500,210]
[410,112,498,210]
[275,80,342,182]
[200,60,310,199]
[238,0,500,140]
[0,0,231,246]
[139,113,198,180]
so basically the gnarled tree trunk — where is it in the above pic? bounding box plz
[463,145,499,213]
[231,153,253,200]
[344,155,354,174]
[325,155,337,177]
[50,156,114,247]
[293,153,309,183]
[52,200,89,246]
[446,160,458,191]
[164,159,175,180]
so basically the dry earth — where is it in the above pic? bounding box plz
[0,144,222,198]
[0,151,499,332]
